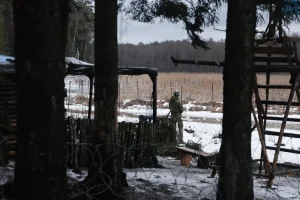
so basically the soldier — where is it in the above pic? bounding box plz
[169,91,184,143]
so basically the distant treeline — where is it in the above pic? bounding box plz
[118,39,225,73]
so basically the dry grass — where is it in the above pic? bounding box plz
[119,73,294,103]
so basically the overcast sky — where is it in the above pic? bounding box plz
[117,5,300,44]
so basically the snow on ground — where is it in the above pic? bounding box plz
[1,158,299,199]
[66,102,300,126]
[170,120,300,165]
[65,104,300,165]
[124,157,300,200]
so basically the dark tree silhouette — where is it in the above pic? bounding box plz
[79,0,127,199]
[217,0,256,199]
[123,0,225,49]
[13,0,69,199]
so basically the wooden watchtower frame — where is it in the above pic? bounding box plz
[171,0,300,188]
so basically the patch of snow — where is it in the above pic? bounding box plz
[65,57,93,66]
[67,169,88,182]
[163,102,169,107]
[123,99,132,105]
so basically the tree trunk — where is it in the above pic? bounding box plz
[217,0,256,200]
[79,0,127,198]
[13,0,69,199]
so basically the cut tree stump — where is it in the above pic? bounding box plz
[176,146,211,167]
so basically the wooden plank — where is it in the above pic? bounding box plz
[251,124,257,132]
[266,146,300,154]
[255,65,300,73]
[257,85,292,89]
[175,146,209,157]
[254,56,297,63]
[170,56,224,67]
[260,100,300,106]
[254,46,294,55]
[262,116,300,122]
[264,130,300,138]
[134,122,142,167]
[118,122,125,167]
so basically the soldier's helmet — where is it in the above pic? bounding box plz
[173,91,180,96]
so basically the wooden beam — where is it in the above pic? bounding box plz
[260,100,300,106]
[251,124,257,132]
[257,85,292,89]
[170,56,224,67]
[266,146,300,154]
[262,116,300,123]
[251,105,273,178]
[254,47,293,55]
[255,65,300,73]
[264,130,300,138]
[254,56,297,63]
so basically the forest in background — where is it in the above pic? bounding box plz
[0,0,299,73]
[0,0,223,73]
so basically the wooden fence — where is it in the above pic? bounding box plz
[66,116,175,169]
[66,117,93,168]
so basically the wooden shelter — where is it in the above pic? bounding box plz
[0,56,158,164]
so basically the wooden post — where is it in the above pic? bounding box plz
[118,79,120,113]
[292,43,300,103]
[126,122,134,168]
[251,106,273,180]
[134,122,142,167]
[181,85,183,102]
[211,82,214,102]
[142,121,148,166]
[170,82,172,96]
[136,81,139,99]
[68,80,71,111]
[124,122,130,168]
[252,78,269,175]
[88,76,93,119]
[119,121,126,167]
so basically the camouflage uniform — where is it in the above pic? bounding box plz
[169,91,184,143]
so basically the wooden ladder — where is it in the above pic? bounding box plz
[252,38,300,188]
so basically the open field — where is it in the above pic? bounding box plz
[66,72,294,103]
[118,72,294,102]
